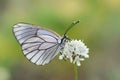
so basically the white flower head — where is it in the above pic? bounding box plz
[59,40,89,66]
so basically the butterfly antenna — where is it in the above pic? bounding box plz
[64,19,80,35]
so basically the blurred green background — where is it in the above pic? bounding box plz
[0,0,120,80]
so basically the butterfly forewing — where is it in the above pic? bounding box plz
[13,23,62,65]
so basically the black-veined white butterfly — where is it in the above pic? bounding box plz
[13,20,80,65]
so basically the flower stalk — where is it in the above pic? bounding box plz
[74,64,78,80]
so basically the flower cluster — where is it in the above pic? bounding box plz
[59,40,89,66]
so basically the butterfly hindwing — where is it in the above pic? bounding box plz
[13,23,62,65]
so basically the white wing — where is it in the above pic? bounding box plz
[13,23,62,65]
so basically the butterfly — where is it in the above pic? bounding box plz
[13,20,80,65]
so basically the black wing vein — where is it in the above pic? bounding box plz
[41,45,59,65]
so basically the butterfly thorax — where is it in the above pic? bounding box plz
[60,34,68,45]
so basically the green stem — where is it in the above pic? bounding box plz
[74,64,78,80]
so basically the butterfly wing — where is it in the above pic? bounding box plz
[13,23,62,65]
